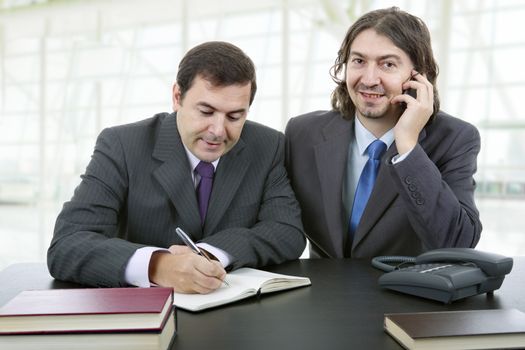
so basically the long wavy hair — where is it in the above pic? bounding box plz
[330,7,440,121]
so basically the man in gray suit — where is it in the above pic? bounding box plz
[48,41,306,293]
[285,7,481,258]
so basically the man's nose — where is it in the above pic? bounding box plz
[208,115,226,138]
[361,65,381,86]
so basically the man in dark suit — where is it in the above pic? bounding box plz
[48,41,306,293]
[285,7,481,258]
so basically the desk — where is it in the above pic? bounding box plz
[1,258,523,350]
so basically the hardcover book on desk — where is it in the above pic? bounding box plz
[0,287,176,350]
[384,308,525,350]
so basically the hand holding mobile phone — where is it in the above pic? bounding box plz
[393,70,434,154]
[400,72,418,108]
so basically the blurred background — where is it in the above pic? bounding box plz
[1,0,524,270]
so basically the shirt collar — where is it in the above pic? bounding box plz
[354,116,395,156]
[182,145,220,172]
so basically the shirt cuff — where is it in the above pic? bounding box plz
[197,243,232,268]
[391,147,414,164]
[124,246,168,287]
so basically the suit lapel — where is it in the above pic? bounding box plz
[205,138,249,235]
[313,115,352,257]
[152,113,202,239]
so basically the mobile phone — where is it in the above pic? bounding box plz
[401,86,417,109]
[402,71,418,100]
[403,87,417,99]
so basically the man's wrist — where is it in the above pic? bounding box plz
[148,250,171,286]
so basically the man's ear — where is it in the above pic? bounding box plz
[172,83,182,111]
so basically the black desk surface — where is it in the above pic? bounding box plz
[1,258,523,350]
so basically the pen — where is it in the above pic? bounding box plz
[175,227,230,287]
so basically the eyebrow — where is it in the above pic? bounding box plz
[350,51,403,62]
[197,102,247,114]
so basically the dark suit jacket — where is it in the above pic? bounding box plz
[285,110,481,258]
[48,112,306,287]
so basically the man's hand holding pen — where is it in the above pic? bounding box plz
[148,246,228,294]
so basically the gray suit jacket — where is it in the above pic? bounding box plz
[285,110,481,258]
[48,112,305,287]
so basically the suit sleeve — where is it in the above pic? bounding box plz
[201,133,307,269]
[388,123,482,249]
[47,127,142,287]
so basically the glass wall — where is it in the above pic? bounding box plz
[1,0,524,269]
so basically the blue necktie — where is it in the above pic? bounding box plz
[349,139,387,238]
[195,161,214,225]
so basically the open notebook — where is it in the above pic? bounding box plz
[172,267,311,312]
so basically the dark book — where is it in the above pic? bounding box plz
[384,308,525,350]
[0,287,176,350]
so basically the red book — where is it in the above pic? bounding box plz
[0,287,173,334]
[0,288,176,350]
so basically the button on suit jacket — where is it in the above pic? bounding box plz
[48,112,305,287]
[284,110,481,258]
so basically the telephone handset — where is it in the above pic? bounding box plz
[372,248,513,303]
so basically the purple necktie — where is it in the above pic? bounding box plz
[349,139,387,239]
[195,161,214,225]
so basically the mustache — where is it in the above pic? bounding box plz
[356,84,385,94]
[202,134,225,143]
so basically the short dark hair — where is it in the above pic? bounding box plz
[176,41,257,105]
[330,7,440,121]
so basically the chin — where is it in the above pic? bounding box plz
[200,154,221,163]
[355,102,385,117]
[359,109,387,119]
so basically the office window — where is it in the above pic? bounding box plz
[1,0,524,269]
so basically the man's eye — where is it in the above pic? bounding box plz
[199,110,213,115]
[228,114,243,121]
[383,62,396,69]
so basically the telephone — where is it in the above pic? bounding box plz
[403,87,417,99]
[372,248,513,303]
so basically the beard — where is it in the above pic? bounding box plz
[352,90,404,120]
[356,102,404,122]
[350,83,389,119]
[357,103,389,119]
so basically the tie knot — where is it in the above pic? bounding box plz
[367,140,387,160]
[195,161,214,179]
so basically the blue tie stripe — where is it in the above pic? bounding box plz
[349,139,387,239]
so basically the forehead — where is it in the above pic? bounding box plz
[185,75,251,110]
[349,28,412,63]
